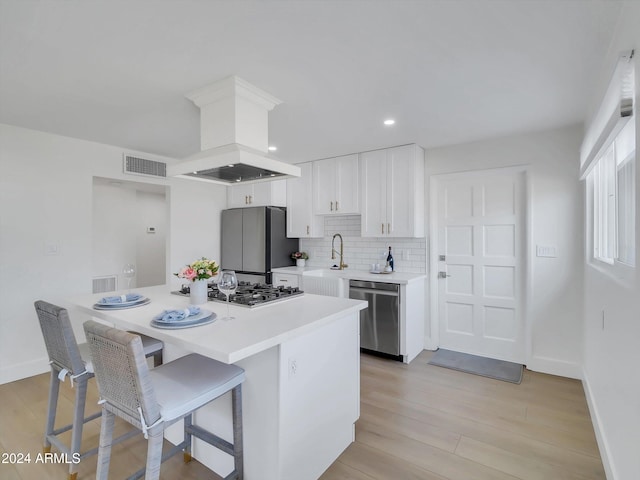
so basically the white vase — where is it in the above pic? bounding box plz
[190,279,208,305]
[296,259,306,267]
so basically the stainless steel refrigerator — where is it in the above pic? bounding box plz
[221,206,299,284]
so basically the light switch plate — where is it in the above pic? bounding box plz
[44,241,61,256]
[536,245,558,258]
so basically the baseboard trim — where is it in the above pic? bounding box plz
[0,357,49,385]
[582,369,615,480]
[526,355,581,379]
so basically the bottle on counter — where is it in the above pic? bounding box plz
[387,246,394,271]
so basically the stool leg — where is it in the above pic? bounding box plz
[153,350,163,368]
[183,413,192,463]
[96,409,115,480]
[44,368,60,452]
[68,374,88,479]
[145,430,164,480]
[232,385,244,480]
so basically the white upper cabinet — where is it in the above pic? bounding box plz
[360,144,425,237]
[312,154,359,215]
[286,162,323,238]
[227,180,287,208]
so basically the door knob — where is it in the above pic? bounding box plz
[438,271,451,278]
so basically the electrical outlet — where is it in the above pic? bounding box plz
[288,358,298,379]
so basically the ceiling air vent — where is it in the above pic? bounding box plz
[123,154,167,178]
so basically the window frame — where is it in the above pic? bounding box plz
[590,119,636,268]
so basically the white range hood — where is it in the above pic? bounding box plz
[168,76,301,184]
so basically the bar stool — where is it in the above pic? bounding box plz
[34,300,164,480]
[83,319,245,480]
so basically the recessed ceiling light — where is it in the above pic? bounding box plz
[268,146,277,152]
[236,178,241,182]
[383,119,395,126]
[270,173,276,177]
[228,164,235,167]
[192,171,198,174]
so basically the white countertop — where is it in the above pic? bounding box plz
[69,285,367,364]
[272,266,426,284]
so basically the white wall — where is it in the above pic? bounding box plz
[93,182,139,287]
[92,182,168,289]
[425,125,585,378]
[135,190,168,288]
[581,3,640,479]
[0,123,227,384]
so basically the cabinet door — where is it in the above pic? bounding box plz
[252,180,287,207]
[227,184,253,208]
[387,144,424,237]
[335,154,359,214]
[313,158,337,214]
[287,162,323,237]
[360,149,388,237]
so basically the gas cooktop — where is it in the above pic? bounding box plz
[172,281,304,308]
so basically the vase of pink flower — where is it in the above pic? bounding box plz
[175,257,219,304]
[291,251,309,267]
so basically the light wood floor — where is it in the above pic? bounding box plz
[0,350,604,480]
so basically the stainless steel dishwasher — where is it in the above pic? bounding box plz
[349,280,401,360]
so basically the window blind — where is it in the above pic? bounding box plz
[580,50,635,180]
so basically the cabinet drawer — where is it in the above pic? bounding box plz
[273,273,299,288]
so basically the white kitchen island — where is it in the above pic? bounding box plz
[70,285,367,480]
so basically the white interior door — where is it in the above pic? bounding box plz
[436,170,525,363]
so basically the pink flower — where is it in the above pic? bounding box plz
[182,267,196,280]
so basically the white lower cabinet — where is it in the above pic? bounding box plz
[399,279,426,364]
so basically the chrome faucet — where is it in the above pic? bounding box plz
[331,233,348,270]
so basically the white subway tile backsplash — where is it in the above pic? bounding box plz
[299,215,426,274]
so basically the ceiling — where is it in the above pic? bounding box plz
[0,1,625,165]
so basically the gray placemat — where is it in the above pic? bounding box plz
[428,349,523,384]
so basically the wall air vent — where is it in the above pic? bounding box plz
[92,275,117,294]
[123,154,167,178]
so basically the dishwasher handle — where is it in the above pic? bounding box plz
[349,287,399,296]
[349,280,399,293]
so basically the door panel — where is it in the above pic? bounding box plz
[437,171,525,363]
[313,158,337,214]
[484,225,515,256]
[483,266,515,298]
[387,145,415,237]
[447,265,473,295]
[446,302,474,335]
[360,149,387,236]
[242,207,266,273]
[336,154,359,214]
[445,225,474,255]
[221,209,243,271]
[484,306,517,340]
